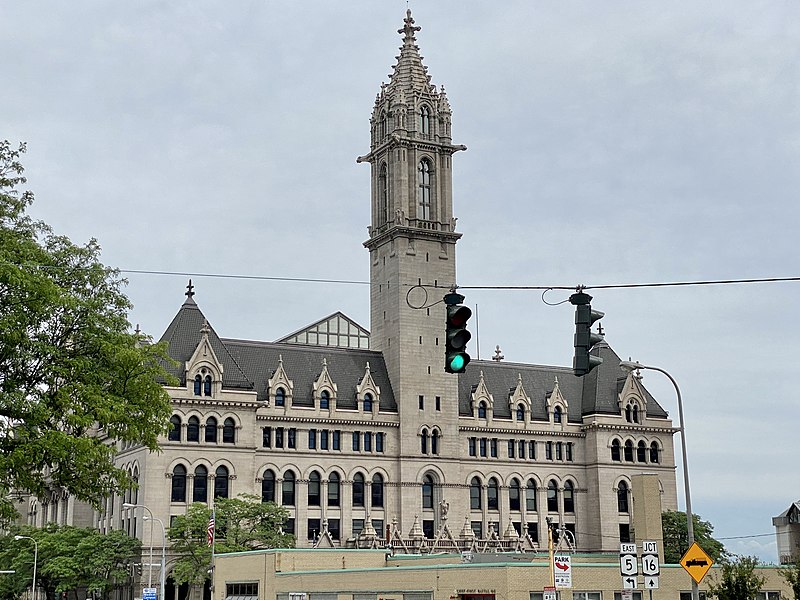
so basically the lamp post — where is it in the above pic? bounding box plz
[619,361,698,600]
[123,503,165,600]
[14,535,38,600]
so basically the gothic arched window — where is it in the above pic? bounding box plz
[470,477,482,510]
[372,473,384,507]
[320,390,330,410]
[553,406,563,423]
[352,473,365,507]
[193,375,202,396]
[431,430,439,455]
[308,471,321,506]
[417,159,432,220]
[187,417,200,442]
[526,479,537,511]
[328,472,340,507]
[478,402,487,419]
[282,470,296,506]
[203,375,212,397]
[624,440,634,462]
[422,474,435,509]
[516,405,525,421]
[650,441,660,463]
[261,469,275,503]
[168,415,181,442]
[223,418,236,444]
[617,481,629,513]
[378,164,389,225]
[564,480,575,513]
[419,105,431,135]
[364,393,373,413]
[420,428,428,454]
[204,417,217,443]
[611,439,621,462]
[275,387,285,407]
[214,466,229,499]
[509,478,521,511]
[547,480,558,512]
[171,465,187,502]
[487,478,499,511]
[193,465,208,503]
[637,441,647,463]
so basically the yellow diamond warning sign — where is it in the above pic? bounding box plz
[680,542,714,584]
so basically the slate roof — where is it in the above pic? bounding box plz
[158,296,397,412]
[456,342,667,422]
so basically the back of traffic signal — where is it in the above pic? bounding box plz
[569,290,604,377]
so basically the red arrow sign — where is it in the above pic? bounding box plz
[555,561,569,571]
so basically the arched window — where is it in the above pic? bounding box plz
[168,415,181,442]
[352,473,365,507]
[487,478,499,511]
[261,469,275,503]
[222,418,236,444]
[214,466,229,499]
[363,393,373,413]
[320,390,330,410]
[509,478,521,511]
[282,470,295,505]
[328,472,340,507]
[193,375,202,396]
[617,481,629,513]
[187,416,200,442]
[526,479,537,511]
[633,405,639,423]
[553,406,563,423]
[204,417,217,443]
[371,473,384,507]
[637,441,647,463]
[624,440,634,462]
[203,375,212,397]
[193,465,208,503]
[275,387,285,407]
[308,471,321,506]
[378,165,388,225]
[516,405,525,421]
[611,439,621,461]
[417,159,432,220]
[547,480,558,512]
[431,430,439,455]
[171,465,187,502]
[649,441,660,464]
[564,481,575,513]
[470,477,482,510]
[478,402,487,419]
[380,110,388,139]
[422,474,435,509]
[420,429,428,454]
[419,105,431,135]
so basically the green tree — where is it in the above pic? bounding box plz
[0,140,176,523]
[779,556,800,600]
[707,555,766,600]
[0,525,140,600]
[662,510,727,564]
[168,498,293,594]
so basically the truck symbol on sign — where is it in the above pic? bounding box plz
[686,559,708,567]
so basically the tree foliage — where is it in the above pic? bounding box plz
[662,510,727,564]
[707,555,766,600]
[168,497,294,588]
[0,140,176,522]
[779,556,800,600]
[0,525,140,600]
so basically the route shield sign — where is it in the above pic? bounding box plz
[641,540,660,577]
[680,542,714,584]
[554,554,572,588]
[619,543,638,576]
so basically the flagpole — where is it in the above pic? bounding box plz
[208,510,216,597]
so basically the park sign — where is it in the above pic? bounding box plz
[553,554,572,588]
[680,542,714,584]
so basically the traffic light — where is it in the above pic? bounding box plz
[444,292,471,373]
[569,290,604,377]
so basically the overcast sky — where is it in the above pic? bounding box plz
[3,1,799,563]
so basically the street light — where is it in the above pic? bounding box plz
[123,503,165,600]
[14,535,38,600]
[619,361,698,600]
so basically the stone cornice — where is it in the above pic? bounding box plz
[581,422,678,435]
[173,397,255,409]
[257,415,400,428]
[364,224,461,251]
[459,426,585,439]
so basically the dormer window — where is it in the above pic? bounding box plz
[193,375,202,396]
[275,388,286,407]
[516,405,525,421]
[203,375,212,396]
[478,402,487,419]
[320,390,330,409]
[553,406,563,423]
[625,401,640,423]
[364,393,373,412]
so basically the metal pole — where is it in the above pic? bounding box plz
[622,363,698,600]
[124,504,158,595]
[14,536,37,600]
[145,515,166,600]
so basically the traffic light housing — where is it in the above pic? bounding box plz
[569,291,604,377]
[444,292,471,373]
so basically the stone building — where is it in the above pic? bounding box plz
[22,10,681,599]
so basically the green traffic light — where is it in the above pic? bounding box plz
[449,354,466,371]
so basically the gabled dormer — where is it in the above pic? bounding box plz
[355,362,380,417]
[267,355,294,409]
[618,369,648,424]
[470,371,494,423]
[185,320,224,398]
[546,376,568,427]
[312,358,338,413]
[508,374,531,425]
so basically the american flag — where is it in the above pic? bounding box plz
[207,513,215,547]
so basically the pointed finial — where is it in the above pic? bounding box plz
[278,354,283,366]
[134,324,141,335]
[398,8,421,44]
[322,357,328,368]
[201,319,211,336]
[492,345,504,362]
[186,279,195,298]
